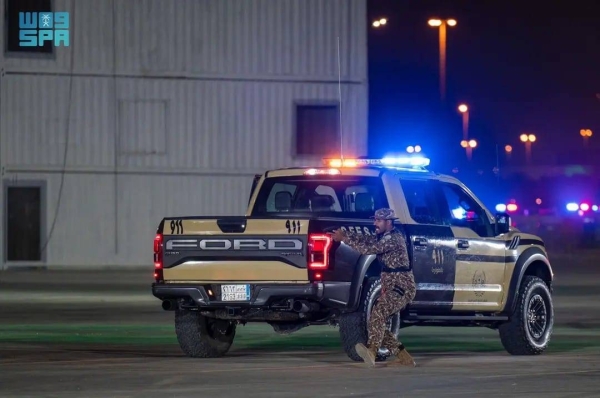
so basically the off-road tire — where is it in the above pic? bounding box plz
[339,277,401,362]
[499,275,554,355]
[174,310,236,358]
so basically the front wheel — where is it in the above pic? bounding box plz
[499,275,554,355]
[338,277,400,362]
[174,310,236,358]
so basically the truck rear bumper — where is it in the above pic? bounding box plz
[152,281,350,309]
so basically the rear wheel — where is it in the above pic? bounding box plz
[499,275,554,355]
[174,310,236,358]
[339,277,400,362]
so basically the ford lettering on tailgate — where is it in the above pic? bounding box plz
[162,235,308,269]
[166,238,303,251]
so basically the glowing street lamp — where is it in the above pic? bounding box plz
[428,18,457,101]
[458,104,469,140]
[504,144,513,161]
[580,128,593,146]
[520,133,536,143]
[372,18,387,28]
[520,133,536,164]
[460,139,477,160]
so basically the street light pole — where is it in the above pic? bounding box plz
[580,128,592,147]
[428,18,456,101]
[439,22,446,101]
[504,145,513,162]
[520,133,536,164]
[460,139,477,161]
[458,104,469,140]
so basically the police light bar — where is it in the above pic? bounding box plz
[304,168,341,176]
[323,156,431,168]
[381,157,431,167]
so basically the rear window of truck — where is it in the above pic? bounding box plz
[251,176,389,217]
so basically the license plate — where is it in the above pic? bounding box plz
[221,284,251,301]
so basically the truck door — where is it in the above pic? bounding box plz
[435,180,507,312]
[398,178,457,312]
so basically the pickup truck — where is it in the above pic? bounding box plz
[152,157,554,362]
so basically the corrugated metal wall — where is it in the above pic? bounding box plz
[1,0,367,80]
[0,0,368,268]
[2,74,367,170]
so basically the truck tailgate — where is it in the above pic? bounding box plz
[157,217,311,283]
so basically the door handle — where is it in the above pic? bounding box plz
[414,237,428,247]
[457,239,469,249]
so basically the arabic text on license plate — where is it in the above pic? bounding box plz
[221,284,250,301]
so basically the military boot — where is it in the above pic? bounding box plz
[388,343,416,367]
[355,343,377,367]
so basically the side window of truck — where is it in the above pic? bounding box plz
[399,179,443,225]
[437,182,495,237]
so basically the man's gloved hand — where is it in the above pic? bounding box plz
[329,229,346,242]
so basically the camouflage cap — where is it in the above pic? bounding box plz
[371,208,399,220]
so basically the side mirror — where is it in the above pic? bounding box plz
[495,212,511,235]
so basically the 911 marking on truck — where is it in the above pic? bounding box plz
[165,238,303,251]
[286,220,301,234]
[170,219,183,234]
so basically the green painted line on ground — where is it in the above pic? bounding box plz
[1,323,599,353]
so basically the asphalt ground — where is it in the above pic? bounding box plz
[1,257,600,398]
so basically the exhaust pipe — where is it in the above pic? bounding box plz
[292,300,319,313]
[162,299,177,311]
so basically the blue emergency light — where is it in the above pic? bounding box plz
[322,156,431,169]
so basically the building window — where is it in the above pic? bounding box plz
[295,104,339,156]
[5,0,53,54]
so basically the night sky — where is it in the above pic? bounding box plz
[366,0,600,175]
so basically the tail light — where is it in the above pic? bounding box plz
[308,234,332,269]
[154,233,163,282]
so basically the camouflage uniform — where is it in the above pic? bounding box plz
[341,208,417,367]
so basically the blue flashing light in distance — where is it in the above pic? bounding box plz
[495,204,507,212]
[593,205,599,212]
[566,203,579,212]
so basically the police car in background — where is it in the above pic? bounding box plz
[152,156,554,362]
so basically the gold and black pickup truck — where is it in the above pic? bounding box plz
[152,157,554,362]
